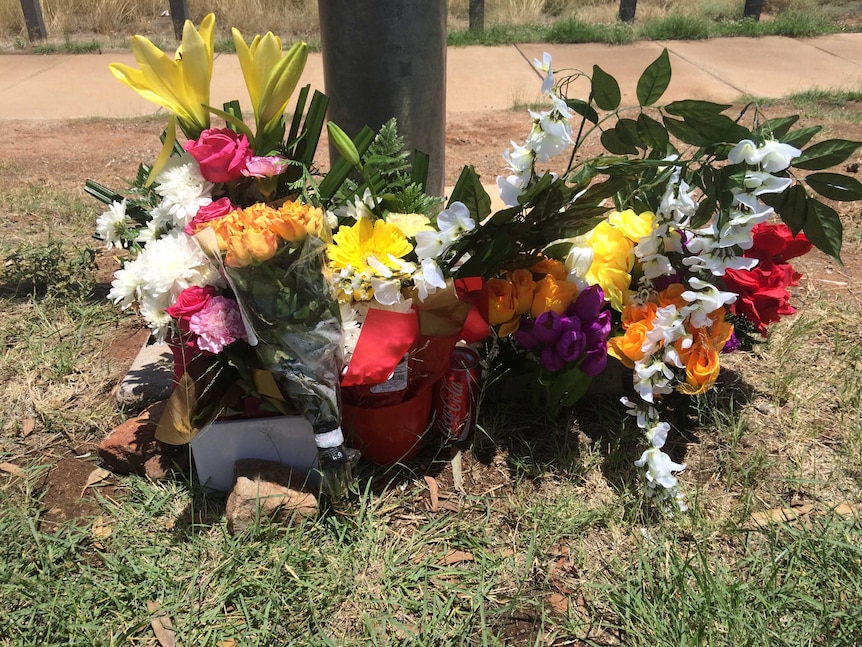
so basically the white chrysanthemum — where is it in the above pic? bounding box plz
[136,232,222,298]
[107,258,146,309]
[95,199,129,249]
[138,295,175,342]
[154,154,213,229]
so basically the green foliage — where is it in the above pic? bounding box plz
[0,239,97,299]
[641,14,712,41]
[332,118,444,218]
[544,18,636,45]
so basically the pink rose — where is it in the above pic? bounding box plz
[166,285,216,335]
[242,155,290,178]
[185,197,237,235]
[184,128,251,183]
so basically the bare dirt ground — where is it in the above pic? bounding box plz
[2,103,862,526]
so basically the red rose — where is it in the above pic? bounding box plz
[184,128,251,183]
[724,259,800,336]
[185,197,237,235]
[166,285,216,335]
[748,223,813,263]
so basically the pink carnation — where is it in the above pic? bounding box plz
[188,296,247,353]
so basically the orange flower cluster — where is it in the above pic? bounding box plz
[608,284,734,395]
[486,259,579,337]
[206,201,324,267]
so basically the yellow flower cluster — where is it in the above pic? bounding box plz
[580,209,655,311]
[486,259,578,337]
[209,201,323,267]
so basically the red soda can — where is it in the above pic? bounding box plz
[433,346,481,443]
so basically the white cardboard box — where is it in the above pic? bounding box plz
[190,415,319,492]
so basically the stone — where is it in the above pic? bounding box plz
[97,401,189,479]
[115,341,174,412]
[225,459,319,534]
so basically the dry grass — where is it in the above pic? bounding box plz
[0,0,853,46]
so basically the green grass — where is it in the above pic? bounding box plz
[32,39,101,54]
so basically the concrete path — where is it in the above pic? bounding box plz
[1,35,862,121]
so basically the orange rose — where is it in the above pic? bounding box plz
[607,319,653,368]
[531,258,568,281]
[530,275,578,318]
[658,283,687,310]
[486,278,516,326]
[621,301,658,329]
[508,269,536,315]
[677,337,720,395]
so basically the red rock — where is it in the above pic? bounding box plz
[225,459,318,534]
[98,401,188,478]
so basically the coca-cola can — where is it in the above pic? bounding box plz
[433,346,481,443]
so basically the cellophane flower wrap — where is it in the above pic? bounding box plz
[446,49,860,511]
[193,201,343,442]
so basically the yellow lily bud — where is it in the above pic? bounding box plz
[327,122,362,169]
[233,29,308,145]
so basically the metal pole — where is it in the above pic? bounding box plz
[469,0,484,32]
[318,0,448,196]
[168,0,189,40]
[743,0,763,20]
[19,0,47,41]
[619,0,637,23]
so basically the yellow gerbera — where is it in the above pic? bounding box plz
[328,218,413,274]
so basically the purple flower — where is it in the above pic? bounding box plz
[568,284,604,320]
[580,344,609,376]
[584,310,612,345]
[653,272,683,293]
[556,329,586,363]
[513,318,541,350]
[533,310,564,344]
[541,344,565,372]
[189,296,248,354]
[722,331,740,353]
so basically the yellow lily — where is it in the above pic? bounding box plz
[232,28,308,149]
[110,13,215,138]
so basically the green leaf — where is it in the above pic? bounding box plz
[793,139,862,170]
[615,118,644,148]
[781,125,822,149]
[756,115,799,139]
[761,184,808,235]
[591,65,621,111]
[663,114,749,147]
[636,49,671,107]
[637,113,670,151]
[663,100,731,118]
[411,150,430,190]
[601,128,638,155]
[805,172,862,201]
[804,198,843,261]
[454,233,511,278]
[565,98,599,124]
[205,105,255,141]
[290,89,329,166]
[449,165,492,222]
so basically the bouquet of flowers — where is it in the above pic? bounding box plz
[447,49,860,510]
[87,14,363,495]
